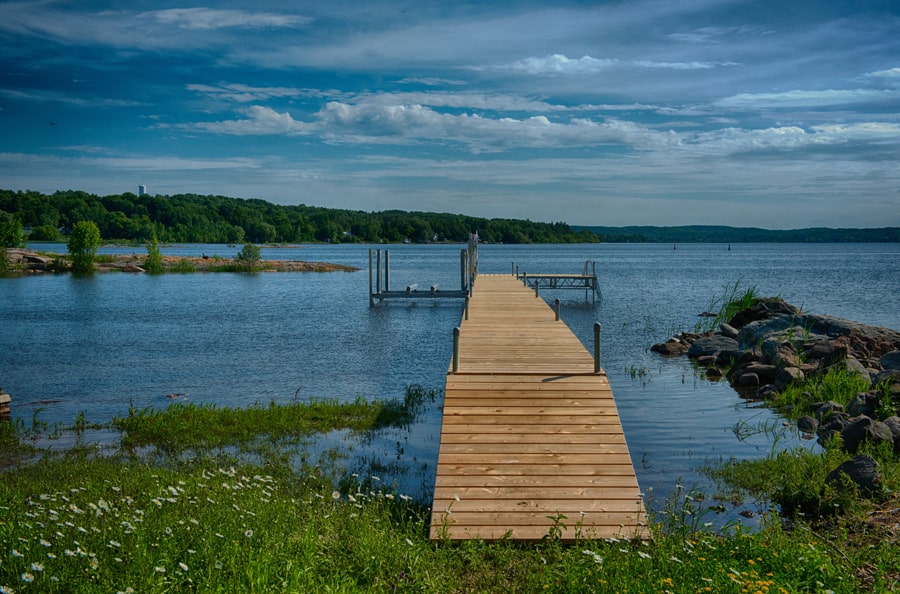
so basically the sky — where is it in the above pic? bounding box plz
[1,0,899,228]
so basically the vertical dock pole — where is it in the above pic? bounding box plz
[452,327,460,372]
[593,322,602,372]
[368,249,374,306]
[460,249,468,292]
[384,250,390,293]
[554,298,560,321]
[376,249,382,301]
[465,296,469,320]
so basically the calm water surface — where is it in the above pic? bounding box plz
[2,243,898,520]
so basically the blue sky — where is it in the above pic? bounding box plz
[1,0,898,228]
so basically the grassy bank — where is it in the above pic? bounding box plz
[2,392,898,592]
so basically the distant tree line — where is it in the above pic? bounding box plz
[577,225,900,243]
[0,189,597,244]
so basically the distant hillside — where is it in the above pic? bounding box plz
[574,225,900,243]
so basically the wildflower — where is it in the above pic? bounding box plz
[90,558,99,570]
[46,553,56,559]
[332,491,340,500]
[39,539,51,547]
[20,574,34,583]
[64,549,75,557]
[0,587,15,594]
[371,476,381,481]
[179,562,189,572]
[244,529,253,538]
[11,550,24,558]
[215,533,224,539]
[637,551,652,559]
[155,566,166,574]
[29,563,43,573]
[405,538,414,546]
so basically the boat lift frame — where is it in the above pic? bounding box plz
[369,236,478,306]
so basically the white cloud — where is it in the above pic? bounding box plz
[504,54,618,75]
[633,60,738,70]
[186,83,318,103]
[145,8,311,30]
[715,89,900,109]
[189,106,315,136]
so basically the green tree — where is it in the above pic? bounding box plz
[144,235,164,274]
[0,217,23,248]
[235,242,261,271]
[67,220,102,273]
[29,224,63,241]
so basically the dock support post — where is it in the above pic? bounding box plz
[384,250,390,292]
[460,249,468,292]
[376,249,382,302]
[554,298,560,321]
[534,281,539,298]
[593,322,602,372]
[465,296,469,320]
[452,327,460,372]
[368,249,374,306]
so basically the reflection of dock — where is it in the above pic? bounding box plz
[429,274,647,542]
[516,261,599,302]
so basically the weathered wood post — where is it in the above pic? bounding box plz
[554,298,560,321]
[465,296,469,320]
[384,250,390,292]
[452,327,461,372]
[0,388,10,420]
[593,322,602,372]
[368,249,374,306]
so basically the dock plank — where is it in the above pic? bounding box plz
[429,274,648,542]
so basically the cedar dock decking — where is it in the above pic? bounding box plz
[429,274,648,542]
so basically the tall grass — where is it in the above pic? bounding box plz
[697,279,761,333]
[2,390,899,592]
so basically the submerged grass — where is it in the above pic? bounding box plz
[2,386,899,592]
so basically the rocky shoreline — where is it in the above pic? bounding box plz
[2,248,358,273]
[652,297,900,500]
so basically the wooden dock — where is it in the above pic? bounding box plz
[429,274,647,542]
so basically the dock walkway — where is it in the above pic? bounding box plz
[429,274,647,542]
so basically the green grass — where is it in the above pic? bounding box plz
[697,280,761,333]
[2,387,899,592]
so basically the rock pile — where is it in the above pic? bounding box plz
[652,297,900,491]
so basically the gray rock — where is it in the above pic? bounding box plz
[650,341,689,356]
[880,351,900,370]
[840,416,894,454]
[797,416,818,433]
[728,298,800,329]
[774,367,805,391]
[762,340,800,369]
[737,372,759,387]
[825,455,881,498]
[687,335,740,358]
[813,401,844,421]
[846,391,878,418]
[719,323,739,340]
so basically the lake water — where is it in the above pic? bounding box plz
[2,242,898,523]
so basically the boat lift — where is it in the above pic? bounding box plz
[369,235,478,306]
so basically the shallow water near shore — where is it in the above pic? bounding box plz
[2,242,899,525]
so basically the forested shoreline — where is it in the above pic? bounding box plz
[0,189,595,245]
[1,189,896,245]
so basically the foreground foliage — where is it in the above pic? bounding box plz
[3,395,899,593]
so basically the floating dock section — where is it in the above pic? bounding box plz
[430,274,647,542]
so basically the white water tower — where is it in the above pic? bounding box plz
[138,184,147,196]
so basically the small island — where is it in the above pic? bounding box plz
[2,247,358,274]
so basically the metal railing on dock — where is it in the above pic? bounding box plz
[513,260,600,302]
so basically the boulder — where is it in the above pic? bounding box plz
[883,416,900,454]
[813,401,844,422]
[687,335,739,359]
[737,372,760,387]
[840,416,894,454]
[728,298,800,329]
[719,323,739,340]
[825,455,881,498]
[762,340,799,369]
[797,415,818,433]
[774,366,804,392]
[731,361,779,384]
[650,341,689,356]
[846,391,878,418]
[880,351,900,371]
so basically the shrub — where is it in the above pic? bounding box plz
[144,236,164,274]
[235,242,261,271]
[67,220,102,273]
